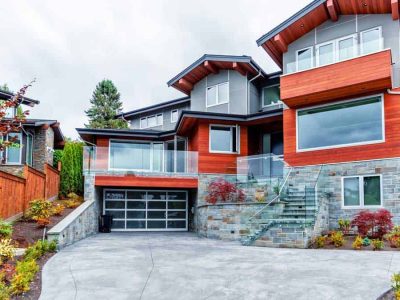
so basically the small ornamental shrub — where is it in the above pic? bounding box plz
[26,199,53,221]
[36,218,50,228]
[1,263,16,283]
[372,239,384,251]
[205,178,245,205]
[51,203,65,216]
[393,273,400,292]
[351,209,393,239]
[24,240,57,261]
[387,226,400,248]
[362,237,371,247]
[314,236,327,248]
[0,240,15,263]
[10,260,39,295]
[330,231,344,248]
[67,192,79,200]
[63,200,81,209]
[395,290,400,300]
[0,220,12,239]
[352,236,363,250]
[338,219,351,235]
[0,280,10,300]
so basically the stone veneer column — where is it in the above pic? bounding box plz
[33,126,54,172]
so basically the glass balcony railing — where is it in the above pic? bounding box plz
[285,36,384,74]
[83,146,198,177]
[237,153,284,181]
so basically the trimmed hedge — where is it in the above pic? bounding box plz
[59,141,84,196]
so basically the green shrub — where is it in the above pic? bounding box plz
[10,260,38,295]
[24,240,57,261]
[362,237,371,247]
[338,219,351,234]
[393,273,400,292]
[0,240,15,264]
[0,221,12,239]
[60,141,84,197]
[25,199,53,221]
[372,239,384,251]
[352,236,363,250]
[315,236,327,248]
[330,231,344,248]
[53,149,63,169]
[0,281,10,300]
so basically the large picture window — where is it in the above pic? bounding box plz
[342,175,382,208]
[110,141,152,170]
[209,125,239,153]
[297,96,384,151]
[5,133,22,164]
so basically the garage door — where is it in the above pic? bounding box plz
[103,189,188,231]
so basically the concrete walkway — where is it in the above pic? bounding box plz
[40,233,400,300]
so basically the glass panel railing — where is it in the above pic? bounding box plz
[285,37,384,74]
[83,146,198,176]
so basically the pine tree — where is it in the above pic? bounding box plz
[85,79,128,129]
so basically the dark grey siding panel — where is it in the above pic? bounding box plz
[129,103,190,131]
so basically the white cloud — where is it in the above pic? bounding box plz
[0,0,311,138]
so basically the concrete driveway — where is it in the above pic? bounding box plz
[40,233,400,300]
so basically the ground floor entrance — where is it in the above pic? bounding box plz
[103,189,188,231]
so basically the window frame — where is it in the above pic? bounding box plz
[316,40,335,67]
[171,109,178,123]
[295,94,385,152]
[341,174,383,209]
[209,124,240,154]
[108,139,165,172]
[296,46,314,72]
[140,113,163,129]
[26,132,34,166]
[5,132,23,165]
[336,34,357,61]
[360,26,383,56]
[261,84,281,107]
[206,82,229,108]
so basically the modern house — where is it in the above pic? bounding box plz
[0,89,64,176]
[78,0,400,248]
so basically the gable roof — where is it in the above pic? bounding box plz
[117,96,190,119]
[0,90,40,106]
[256,0,399,68]
[167,54,267,95]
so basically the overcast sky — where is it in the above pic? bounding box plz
[0,0,310,138]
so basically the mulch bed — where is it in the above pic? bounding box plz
[310,235,400,251]
[7,200,82,300]
[12,253,55,300]
[11,202,75,248]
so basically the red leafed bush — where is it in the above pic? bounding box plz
[351,209,393,239]
[205,178,245,205]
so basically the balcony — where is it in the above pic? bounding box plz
[281,44,393,108]
[83,146,198,180]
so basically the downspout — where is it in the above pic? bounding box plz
[247,71,264,114]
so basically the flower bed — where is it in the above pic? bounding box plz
[311,209,399,252]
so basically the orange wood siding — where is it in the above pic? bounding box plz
[284,92,400,166]
[280,50,393,108]
[191,120,248,174]
[95,176,198,188]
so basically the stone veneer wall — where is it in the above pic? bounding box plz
[0,165,24,177]
[287,158,400,229]
[47,175,100,249]
[33,127,54,172]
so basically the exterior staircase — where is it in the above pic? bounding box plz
[241,187,317,247]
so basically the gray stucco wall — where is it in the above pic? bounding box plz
[190,70,249,115]
[283,14,400,87]
[129,102,190,131]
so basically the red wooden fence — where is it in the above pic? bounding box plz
[0,163,61,219]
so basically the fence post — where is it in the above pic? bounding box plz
[58,161,62,171]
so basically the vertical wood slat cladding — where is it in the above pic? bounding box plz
[0,164,60,219]
[45,164,60,200]
[284,93,400,166]
[0,171,25,219]
[280,50,393,108]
